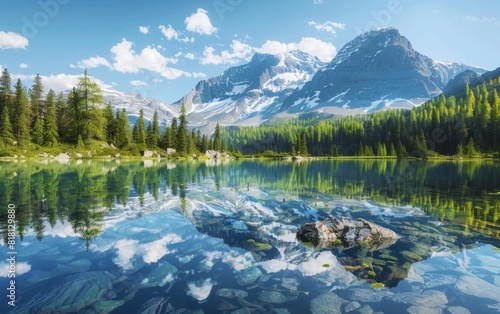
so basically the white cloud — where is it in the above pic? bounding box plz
[114,239,140,269]
[141,233,182,264]
[308,21,346,34]
[464,15,499,25]
[0,31,29,49]
[139,26,149,34]
[19,63,29,69]
[201,39,254,65]
[0,262,31,277]
[73,56,112,69]
[130,80,147,86]
[111,38,188,79]
[12,73,114,93]
[192,72,206,78]
[185,8,218,35]
[259,40,295,55]
[159,25,194,43]
[313,0,325,4]
[185,52,196,60]
[258,37,337,62]
[187,279,215,302]
[295,37,337,62]
[297,251,339,276]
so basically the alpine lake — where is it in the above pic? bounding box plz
[1,159,499,314]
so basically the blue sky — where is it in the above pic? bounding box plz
[0,0,499,104]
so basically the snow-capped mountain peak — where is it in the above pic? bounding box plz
[174,50,325,132]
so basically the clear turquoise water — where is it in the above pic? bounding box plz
[0,159,499,313]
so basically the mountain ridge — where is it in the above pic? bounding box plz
[103,28,487,132]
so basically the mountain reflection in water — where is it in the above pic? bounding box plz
[0,159,499,313]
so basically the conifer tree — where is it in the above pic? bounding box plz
[56,92,69,142]
[104,102,116,144]
[43,89,58,146]
[177,103,188,156]
[29,74,44,120]
[133,108,146,145]
[115,108,131,148]
[13,79,31,147]
[0,68,12,115]
[0,107,14,145]
[147,110,161,148]
[67,88,83,143]
[76,69,104,142]
[214,122,223,151]
[32,117,44,145]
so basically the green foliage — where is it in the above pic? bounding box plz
[44,92,59,146]
[13,79,31,147]
[146,110,161,148]
[0,107,14,145]
[115,109,131,149]
[223,83,500,157]
[177,103,188,156]
[132,108,146,145]
[31,117,44,145]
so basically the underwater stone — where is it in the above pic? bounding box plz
[346,288,393,303]
[231,308,252,314]
[138,297,168,314]
[343,301,361,313]
[356,305,374,314]
[16,271,115,313]
[297,216,399,251]
[446,306,471,314]
[215,288,249,299]
[387,290,447,308]
[236,266,262,286]
[455,275,500,303]
[407,305,442,314]
[257,291,289,304]
[310,291,345,314]
[94,300,125,314]
[141,262,178,288]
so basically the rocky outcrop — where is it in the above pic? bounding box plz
[296,216,399,251]
[205,150,233,160]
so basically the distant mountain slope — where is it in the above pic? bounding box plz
[281,28,485,113]
[172,50,325,132]
[102,89,179,125]
[443,67,500,98]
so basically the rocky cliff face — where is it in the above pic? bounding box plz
[174,50,325,132]
[282,28,485,113]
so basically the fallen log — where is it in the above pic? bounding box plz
[296,216,400,251]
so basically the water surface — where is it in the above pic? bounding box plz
[0,159,499,313]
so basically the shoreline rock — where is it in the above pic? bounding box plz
[296,216,400,251]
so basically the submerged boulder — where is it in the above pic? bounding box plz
[297,216,399,251]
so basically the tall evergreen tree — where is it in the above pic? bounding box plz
[147,110,161,148]
[55,92,69,142]
[213,122,223,151]
[29,74,44,121]
[44,89,58,146]
[76,69,104,142]
[104,102,116,143]
[32,117,44,145]
[0,68,12,115]
[177,103,188,155]
[13,79,30,147]
[133,108,146,145]
[0,107,14,145]
[115,108,131,148]
[67,88,83,143]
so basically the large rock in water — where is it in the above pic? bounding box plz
[297,216,399,251]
